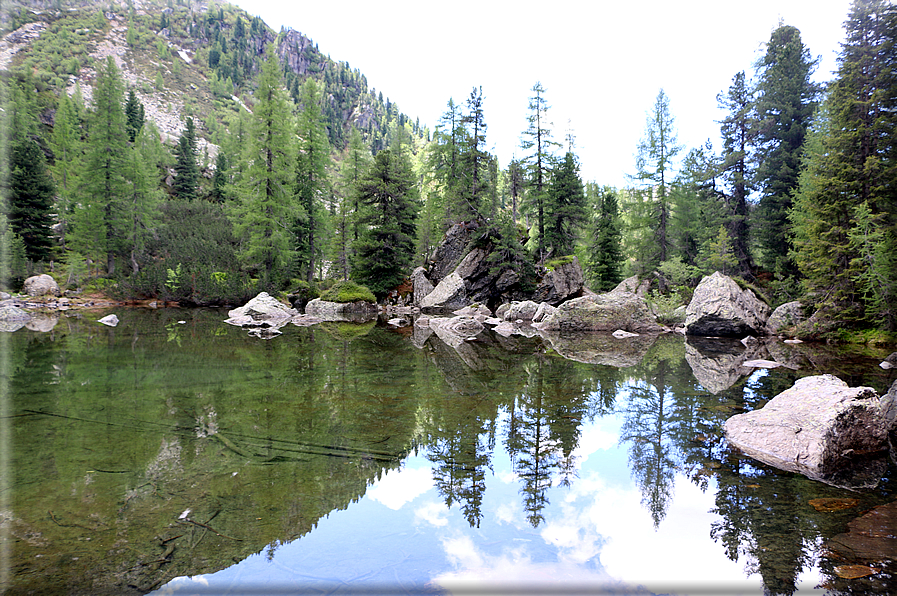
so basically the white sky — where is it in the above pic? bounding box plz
[233,0,853,188]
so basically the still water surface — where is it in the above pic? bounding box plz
[3,308,896,595]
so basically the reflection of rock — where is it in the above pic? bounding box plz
[0,305,31,332]
[685,337,757,394]
[536,291,662,334]
[98,314,119,327]
[725,375,889,489]
[540,330,657,367]
[685,272,770,337]
[304,298,378,322]
[25,312,59,332]
[828,500,897,562]
[428,316,484,348]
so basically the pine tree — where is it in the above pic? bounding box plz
[124,87,145,143]
[351,149,419,296]
[586,185,624,291]
[172,117,200,201]
[544,151,586,257]
[754,24,820,275]
[229,46,297,284]
[458,86,490,221]
[520,82,560,261]
[9,138,55,262]
[295,78,331,283]
[629,89,682,274]
[332,127,371,279]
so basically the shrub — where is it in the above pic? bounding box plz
[319,280,376,304]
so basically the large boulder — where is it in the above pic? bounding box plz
[410,266,435,306]
[419,272,468,310]
[502,300,540,322]
[530,257,584,305]
[767,301,805,334]
[23,274,59,297]
[685,272,770,337]
[536,291,663,334]
[724,375,889,488]
[227,292,298,322]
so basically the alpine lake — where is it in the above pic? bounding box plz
[3,306,897,595]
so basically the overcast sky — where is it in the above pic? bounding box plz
[233,0,853,187]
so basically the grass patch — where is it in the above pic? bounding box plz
[318,280,376,304]
[544,255,575,271]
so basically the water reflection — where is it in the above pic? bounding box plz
[2,309,895,595]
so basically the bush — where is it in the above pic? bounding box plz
[318,280,376,304]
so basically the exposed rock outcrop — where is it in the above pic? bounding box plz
[767,301,805,334]
[23,274,59,297]
[685,272,770,337]
[724,375,889,488]
[531,258,584,305]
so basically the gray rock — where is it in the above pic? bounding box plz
[419,272,467,310]
[880,379,897,456]
[531,257,584,305]
[428,222,474,285]
[725,375,889,488]
[428,315,485,348]
[685,272,770,337]
[410,266,435,306]
[23,274,60,297]
[767,301,805,334]
[612,330,639,339]
[880,352,897,370]
[532,302,557,323]
[537,292,662,334]
[228,292,298,321]
[611,275,651,297]
[0,305,30,332]
[503,300,540,322]
[453,304,492,317]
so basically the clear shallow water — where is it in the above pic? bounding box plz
[2,308,895,595]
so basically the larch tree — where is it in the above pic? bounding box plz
[49,91,83,249]
[229,46,297,285]
[295,77,331,283]
[520,82,560,261]
[629,89,682,274]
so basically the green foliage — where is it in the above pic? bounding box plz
[9,137,56,261]
[172,117,199,200]
[545,151,586,257]
[318,280,376,303]
[586,186,624,292]
[544,255,575,271]
[520,82,561,260]
[699,225,738,275]
[0,213,28,290]
[658,257,702,288]
[648,289,687,325]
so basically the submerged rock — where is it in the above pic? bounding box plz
[724,375,889,489]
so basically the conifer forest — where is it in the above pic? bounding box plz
[2,0,896,340]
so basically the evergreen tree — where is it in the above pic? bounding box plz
[50,92,83,249]
[229,46,297,284]
[754,24,820,275]
[791,0,897,329]
[73,57,130,274]
[520,82,560,261]
[629,89,682,274]
[332,127,371,279]
[428,98,466,225]
[172,117,199,201]
[9,138,55,261]
[351,149,419,296]
[544,151,586,256]
[716,71,754,277]
[507,158,525,224]
[295,78,331,283]
[124,87,145,143]
[459,86,490,221]
[586,185,624,291]
[121,125,161,273]
[210,151,229,203]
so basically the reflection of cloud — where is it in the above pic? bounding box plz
[367,465,432,510]
[154,574,209,594]
[571,418,620,468]
[414,500,448,527]
[433,535,619,594]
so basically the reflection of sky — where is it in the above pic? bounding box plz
[156,415,821,595]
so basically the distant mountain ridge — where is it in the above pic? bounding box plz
[1,0,426,154]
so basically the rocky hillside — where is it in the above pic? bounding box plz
[1,0,425,156]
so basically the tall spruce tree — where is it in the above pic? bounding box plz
[629,89,682,274]
[9,138,55,262]
[754,24,820,275]
[791,0,897,329]
[544,151,586,257]
[459,86,490,221]
[229,46,297,284]
[716,71,754,277]
[124,87,145,143]
[521,82,560,261]
[295,78,331,283]
[586,185,624,291]
[351,149,419,296]
[172,117,199,201]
